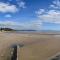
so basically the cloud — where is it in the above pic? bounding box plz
[0,21,24,29]
[50,0,60,9]
[22,20,42,30]
[0,2,18,13]
[17,1,26,8]
[35,9,45,15]
[0,1,26,13]
[0,1,26,18]
[36,0,60,24]
[0,20,42,30]
[16,0,26,8]
[0,21,17,26]
[5,14,12,18]
[39,10,60,23]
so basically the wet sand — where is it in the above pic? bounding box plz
[0,32,60,60]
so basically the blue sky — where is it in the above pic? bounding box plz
[0,0,60,30]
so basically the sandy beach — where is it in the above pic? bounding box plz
[0,32,60,60]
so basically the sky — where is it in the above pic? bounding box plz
[0,0,60,30]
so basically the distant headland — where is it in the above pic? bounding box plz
[0,28,14,31]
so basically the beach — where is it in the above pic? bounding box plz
[0,32,60,60]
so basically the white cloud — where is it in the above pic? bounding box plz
[17,1,26,8]
[0,2,18,13]
[0,1,26,13]
[19,1,26,8]
[22,20,42,30]
[38,10,60,23]
[50,0,60,9]
[53,0,60,6]
[5,14,12,18]
[0,21,17,26]
[50,4,58,9]
[35,9,45,15]
[36,0,60,24]
[0,20,42,30]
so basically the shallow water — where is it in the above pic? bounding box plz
[54,35,60,37]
